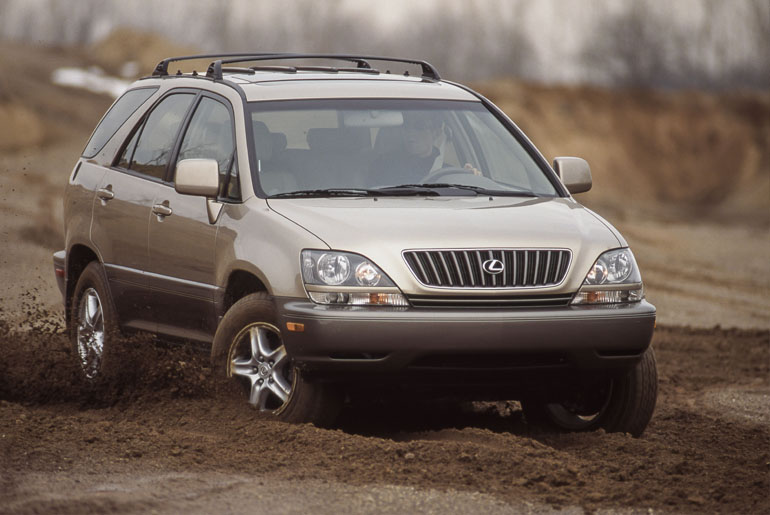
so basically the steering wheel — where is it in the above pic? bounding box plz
[420,166,472,184]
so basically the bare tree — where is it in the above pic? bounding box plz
[734,0,770,89]
[1,0,766,89]
[582,0,769,90]
[582,0,678,88]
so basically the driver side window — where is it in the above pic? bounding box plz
[175,96,238,200]
[464,111,541,190]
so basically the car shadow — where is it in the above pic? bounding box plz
[335,399,534,439]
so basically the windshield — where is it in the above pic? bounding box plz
[248,99,561,198]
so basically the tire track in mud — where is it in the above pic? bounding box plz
[0,313,768,513]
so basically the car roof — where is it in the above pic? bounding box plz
[227,71,479,102]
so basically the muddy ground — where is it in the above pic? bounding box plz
[0,319,768,514]
[1,40,769,513]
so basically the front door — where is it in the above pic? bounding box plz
[146,95,236,342]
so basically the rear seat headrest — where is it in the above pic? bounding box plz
[307,128,370,152]
[374,126,403,154]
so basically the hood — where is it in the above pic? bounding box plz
[266,196,623,294]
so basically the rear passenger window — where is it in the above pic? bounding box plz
[116,127,140,170]
[123,93,195,180]
[82,87,157,158]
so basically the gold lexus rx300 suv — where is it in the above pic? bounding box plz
[54,54,657,436]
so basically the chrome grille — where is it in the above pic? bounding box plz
[403,249,571,289]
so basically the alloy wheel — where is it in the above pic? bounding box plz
[76,287,105,379]
[229,322,294,412]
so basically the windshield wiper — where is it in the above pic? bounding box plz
[375,183,479,195]
[367,185,440,196]
[270,188,373,198]
[379,183,539,197]
[271,187,440,198]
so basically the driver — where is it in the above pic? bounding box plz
[369,110,445,187]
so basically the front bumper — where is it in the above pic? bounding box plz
[277,298,656,376]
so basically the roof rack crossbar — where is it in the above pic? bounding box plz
[204,54,441,81]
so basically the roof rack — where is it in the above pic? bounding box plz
[203,54,441,82]
[152,53,280,77]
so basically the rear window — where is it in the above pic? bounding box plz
[82,87,158,158]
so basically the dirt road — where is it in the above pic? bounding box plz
[0,320,768,513]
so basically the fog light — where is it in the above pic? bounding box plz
[347,293,409,306]
[308,292,349,304]
[571,288,644,305]
[308,291,408,306]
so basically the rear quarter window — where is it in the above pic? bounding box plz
[82,87,158,158]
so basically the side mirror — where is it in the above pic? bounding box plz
[553,157,592,194]
[175,159,219,197]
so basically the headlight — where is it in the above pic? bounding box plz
[301,250,407,306]
[572,248,644,305]
[316,253,351,285]
[355,262,382,287]
[584,248,635,285]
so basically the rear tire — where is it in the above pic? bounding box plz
[522,347,658,437]
[69,261,120,380]
[211,292,342,427]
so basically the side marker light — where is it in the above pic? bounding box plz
[286,322,305,332]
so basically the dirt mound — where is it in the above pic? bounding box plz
[88,27,199,78]
[1,309,768,513]
[0,32,198,152]
[0,103,45,150]
[0,42,113,151]
[474,80,770,223]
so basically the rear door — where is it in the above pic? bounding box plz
[146,93,237,342]
[91,92,196,331]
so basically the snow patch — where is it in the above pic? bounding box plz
[51,66,131,99]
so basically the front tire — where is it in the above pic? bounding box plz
[523,347,658,437]
[211,293,342,426]
[69,261,119,380]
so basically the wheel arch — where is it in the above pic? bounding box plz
[65,244,101,330]
[221,268,269,314]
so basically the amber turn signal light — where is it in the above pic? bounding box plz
[286,322,305,332]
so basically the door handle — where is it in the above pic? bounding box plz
[96,187,114,202]
[152,202,173,217]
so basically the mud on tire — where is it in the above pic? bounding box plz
[211,292,342,427]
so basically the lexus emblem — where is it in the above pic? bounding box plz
[482,258,505,275]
